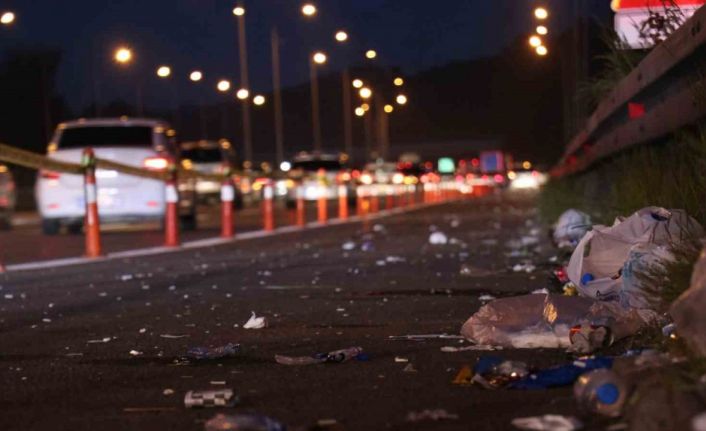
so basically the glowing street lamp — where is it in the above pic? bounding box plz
[396,94,408,105]
[335,30,348,42]
[114,47,133,64]
[189,70,203,82]
[536,45,548,56]
[352,79,363,89]
[354,107,365,117]
[394,77,404,86]
[359,87,372,99]
[236,88,250,100]
[365,50,377,60]
[253,94,266,106]
[302,3,317,17]
[1,11,15,25]
[156,66,171,78]
[529,35,542,48]
[384,104,394,113]
[312,51,327,65]
[361,103,370,112]
[232,6,245,16]
[534,7,548,20]
[536,25,548,35]
[217,80,232,92]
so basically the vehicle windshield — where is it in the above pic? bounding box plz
[181,148,223,163]
[291,160,343,172]
[58,126,153,149]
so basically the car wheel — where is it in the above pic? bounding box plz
[42,219,60,235]
[180,213,197,231]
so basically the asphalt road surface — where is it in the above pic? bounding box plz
[0,191,602,431]
[0,199,348,266]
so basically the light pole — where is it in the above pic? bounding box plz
[271,27,285,165]
[233,4,253,164]
[217,79,232,140]
[189,70,207,138]
[113,46,144,116]
[156,65,181,130]
[310,51,327,152]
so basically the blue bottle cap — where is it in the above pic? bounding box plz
[581,273,594,286]
[596,383,619,405]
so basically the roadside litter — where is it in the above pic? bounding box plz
[429,231,449,245]
[552,209,591,249]
[186,343,240,360]
[441,345,498,352]
[511,414,582,431]
[204,413,286,431]
[243,311,268,329]
[185,389,238,408]
[470,356,529,389]
[670,242,706,356]
[275,346,363,365]
[388,334,464,341]
[573,369,626,417]
[406,409,459,422]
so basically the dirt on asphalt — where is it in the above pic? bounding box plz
[0,191,601,430]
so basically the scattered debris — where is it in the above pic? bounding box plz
[186,343,240,360]
[402,363,417,373]
[163,388,175,396]
[553,209,591,249]
[511,414,582,431]
[275,347,363,366]
[406,409,459,422]
[389,334,464,341]
[243,311,267,329]
[441,345,497,352]
[204,413,286,431]
[479,294,496,302]
[429,231,449,245]
[394,357,409,363]
[87,337,112,344]
[512,262,536,273]
[160,334,189,339]
[184,389,237,408]
[129,350,143,356]
[341,241,356,251]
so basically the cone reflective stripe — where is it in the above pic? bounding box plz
[317,169,327,224]
[296,185,305,227]
[338,184,348,220]
[82,148,102,258]
[220,178,235,238]
[263,181,274,232]
[164,165,180,247]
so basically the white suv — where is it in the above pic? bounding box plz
[35,118,196,235]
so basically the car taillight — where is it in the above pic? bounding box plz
[40,170,61,179]
[143,157,169,171]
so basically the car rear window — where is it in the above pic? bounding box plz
[181,148,223,163]
[58,126,153,149]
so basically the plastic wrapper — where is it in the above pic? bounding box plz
[553,209,591,249]
[670,243,706,356]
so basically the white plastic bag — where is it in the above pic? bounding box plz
[553,209,591,248]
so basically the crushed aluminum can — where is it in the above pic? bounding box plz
[184,389,237,408]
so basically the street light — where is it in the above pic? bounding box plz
[361,103,370,112]
[394,77,404,86]
[253,95,266,106]
[217,80,231,92]
[384,104,394,113]
[114,47,133,64]
[312,51,327,64]
[537,25,548,35]
[536,45,548,56]
[355,107,365,117]
[365,50,377,59]
[232,6,245,16]
[189,70,203,82]
[534,7,548,20]
[1,11,15,25]
[236,88,250,100]
[396,94,408,105]
[156,66,171,78]
[352,79,363,89]
[359,87,372,99]
[335,30,348,43]
[529,35,542,48]
[302,3,317,17]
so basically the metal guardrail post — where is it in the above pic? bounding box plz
[81,148,102,258]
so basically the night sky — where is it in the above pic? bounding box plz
[1,1,610,111]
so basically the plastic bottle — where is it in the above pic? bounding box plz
[573,369,627,417]
[275,347,363,365]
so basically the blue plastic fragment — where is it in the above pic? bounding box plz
[509,356,613,390]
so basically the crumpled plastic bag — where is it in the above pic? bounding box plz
[670,244,706,356]
[461,294,649,349]
[553,209,591,249]
[567,207,702,301]
[511,414,582,431]
[620,243,673,310]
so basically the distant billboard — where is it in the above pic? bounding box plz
[612,0,705,48]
